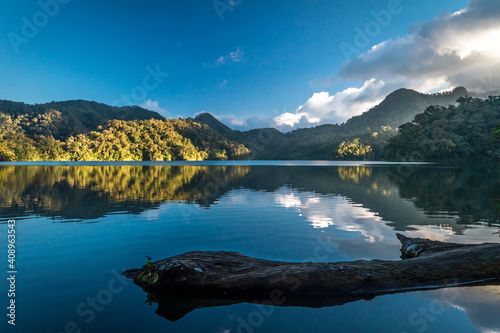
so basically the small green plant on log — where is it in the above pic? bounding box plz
[137,256,159,284]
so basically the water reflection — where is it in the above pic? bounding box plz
[3,162,500,333]
[141,283,500,325]
[384,164,500,227]
[1,164,498,233]
[419,286,500,333]
[0,165,250,220]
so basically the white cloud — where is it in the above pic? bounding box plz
[229,48,243,62]
[208,0,500,131]
[334,0,500,95]
[273,189,392,243]
[272,0,500,130]
[210,80,391,130]
[274,78,389,129]
[216,56,226,65]
[215,48,244,66]
[140,99,168,117]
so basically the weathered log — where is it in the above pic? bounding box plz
[123,234,500,321]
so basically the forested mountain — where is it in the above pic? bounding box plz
[195,87,470,159]
[2,87,497,162]
[0,108,249,161]
[194,113,289,159]
[0,99,164,139]
[342,87,469,133]
[194,112,238,141]
[383,95,500,161]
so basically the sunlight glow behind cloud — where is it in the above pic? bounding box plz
[271,0,500,130]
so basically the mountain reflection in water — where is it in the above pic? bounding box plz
[1,164,498,235]
[1,162,499,333]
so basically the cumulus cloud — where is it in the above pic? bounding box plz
[335,0,500,95]
[210,78,393,130]
[210,0,500,130]
[271,0,500,130]
[274,79,391,129]
[140,100,168,117]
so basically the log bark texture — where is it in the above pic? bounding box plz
[123,234,500,321]
[123,234,500,298]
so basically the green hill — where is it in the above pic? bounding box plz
[383,95,500,161]
[0,99,164,139]
[0,101,250,161]
[2,86,488,161]
[195,87,470,159]
[342,87,469,133]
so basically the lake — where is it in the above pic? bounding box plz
[1,162,499,333]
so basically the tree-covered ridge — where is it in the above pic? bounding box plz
[0,99,163,139]
[0,87,483,161]
[195,87,469,160]
[172,118,250,160]
[0,110,251,161]
[342,87,469,133]
[383,95,500,161]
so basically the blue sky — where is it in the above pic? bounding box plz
[2,0,499,131]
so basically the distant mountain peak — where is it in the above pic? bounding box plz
[386,86,469,98]
[194,112,236,138]
[450,86,469,95]
[384,88,423,100]
[342,86,470,132]
[195,112,218,122]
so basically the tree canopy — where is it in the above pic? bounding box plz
[336,138,373,160]
[383,95,500,161]
[0,112,250,161]
[2,90,499,162]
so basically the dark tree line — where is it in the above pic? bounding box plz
[1,92,499,162]
[383,95,500,161]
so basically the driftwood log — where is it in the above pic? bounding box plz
[123,234,500,321]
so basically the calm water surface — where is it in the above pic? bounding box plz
[0,162,499,333]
